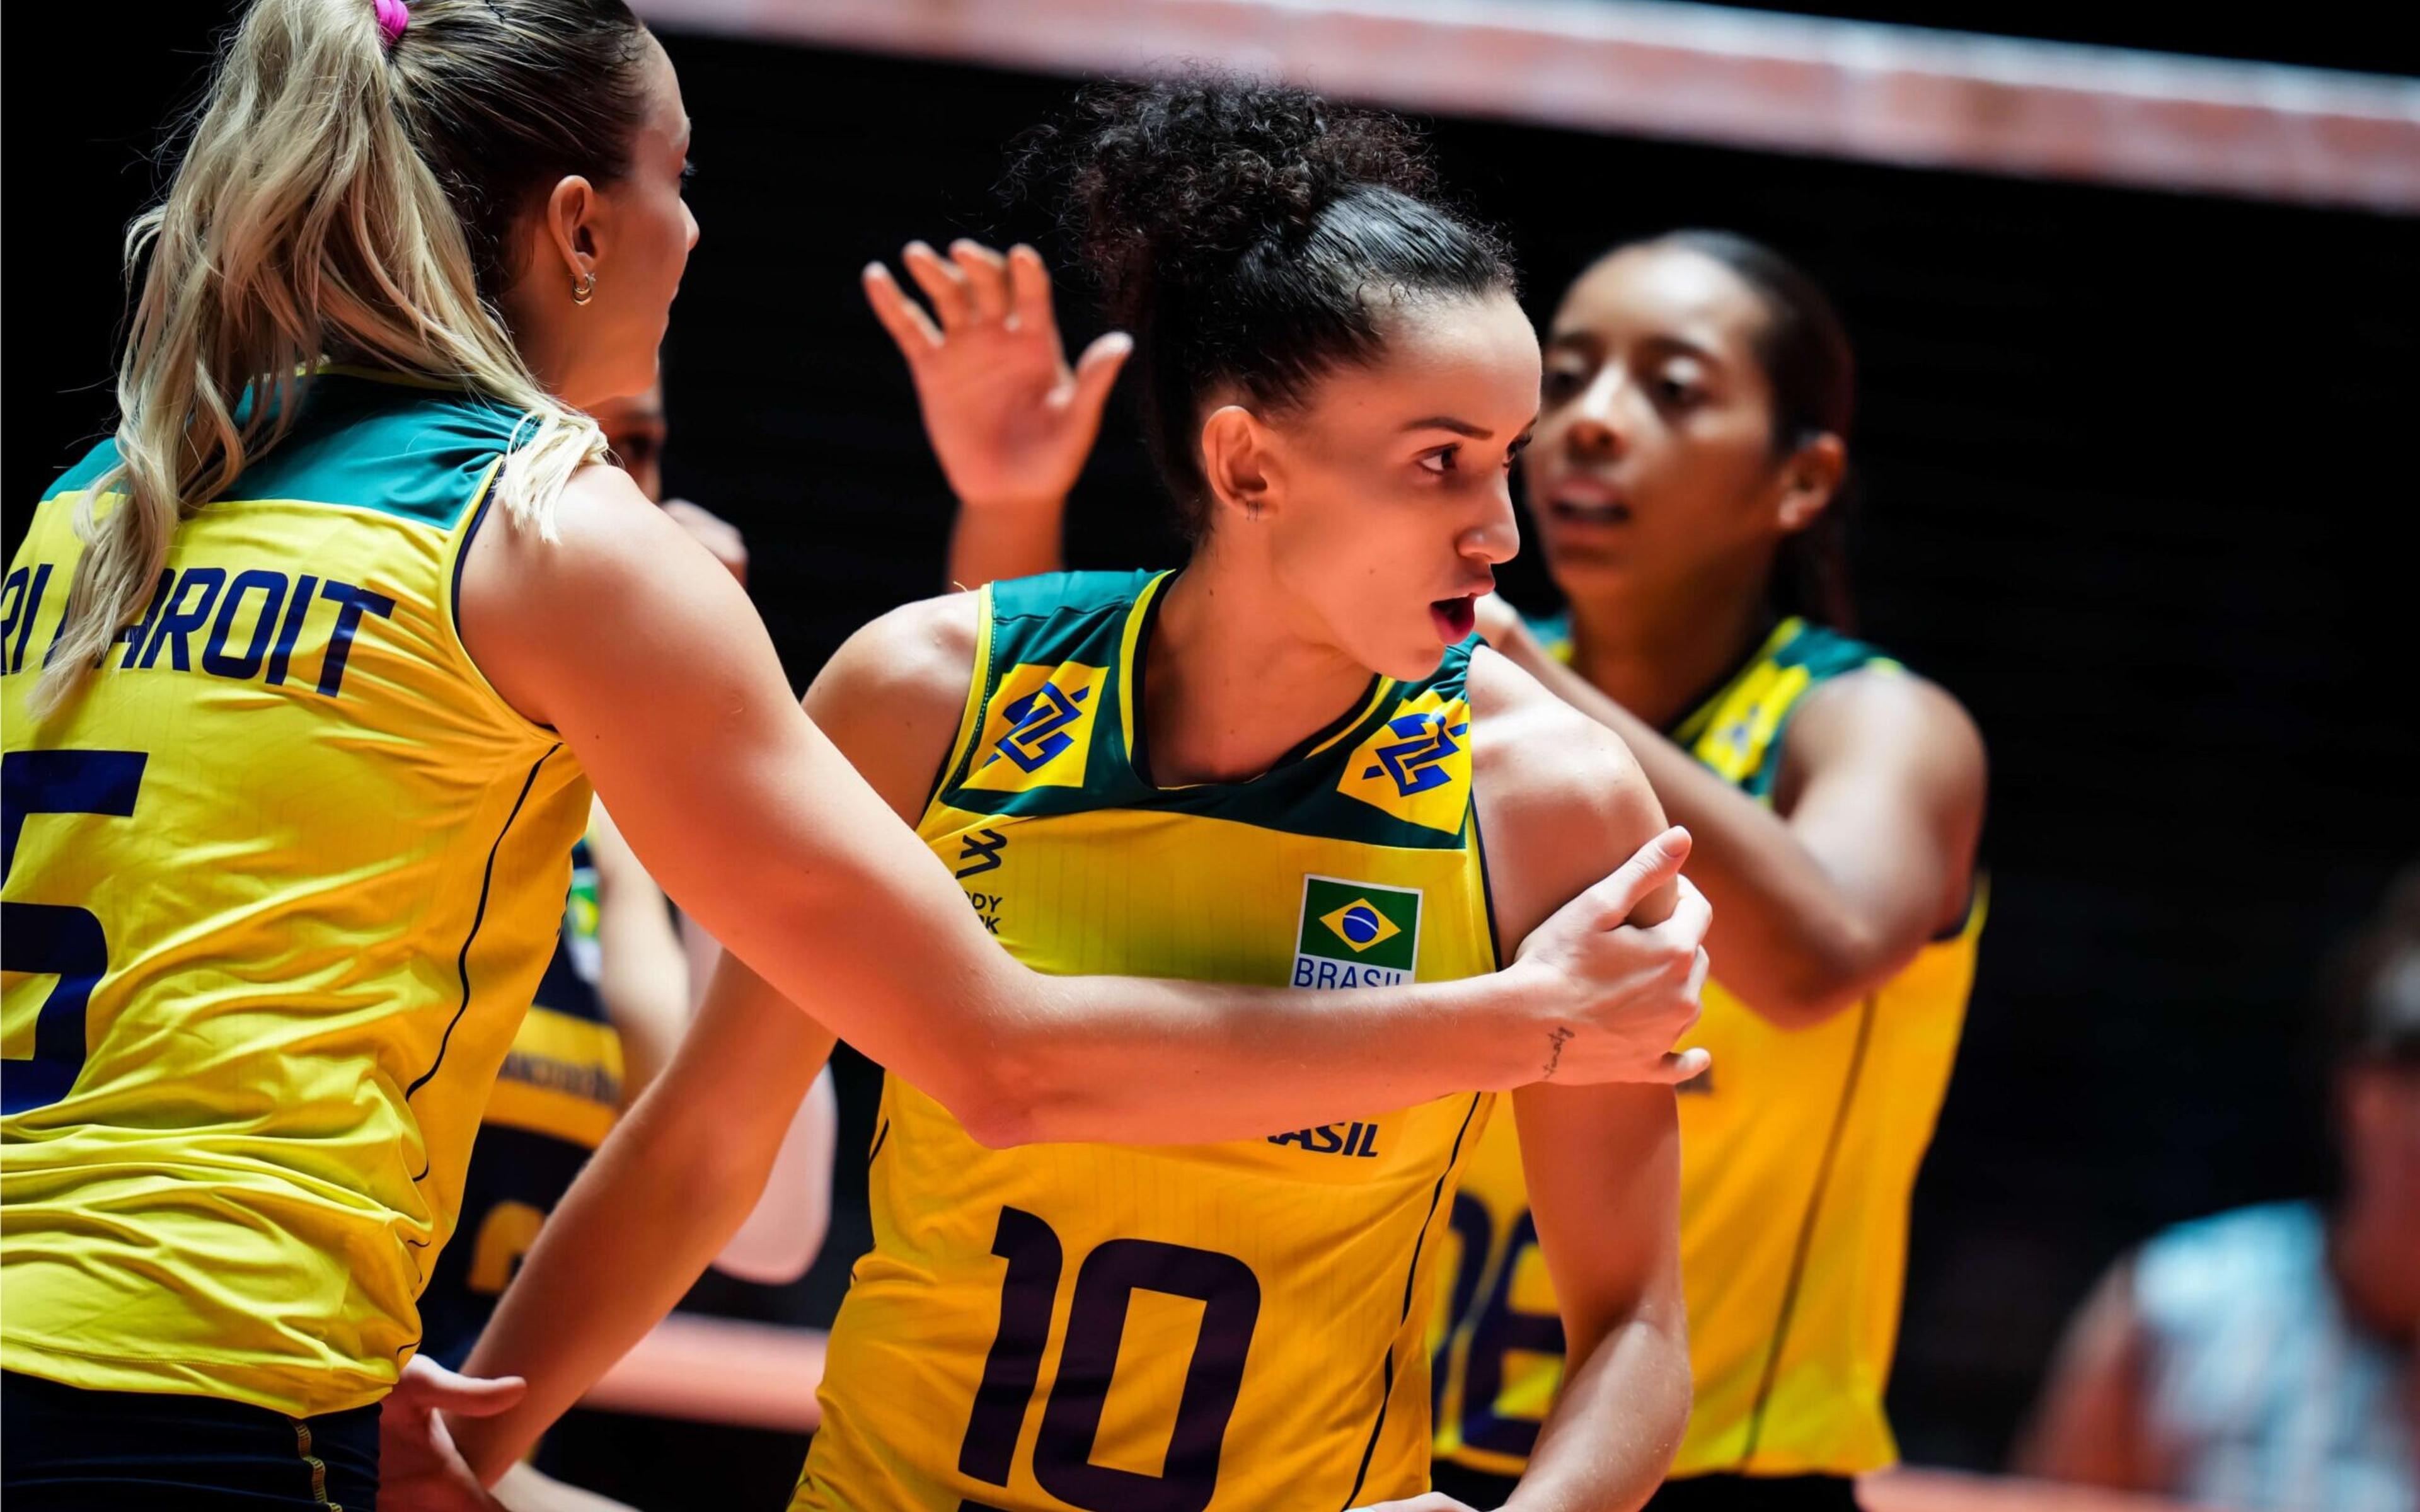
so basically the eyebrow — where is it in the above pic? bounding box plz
[1400,415,1496,438]
[1639,332,1723,364]
[1548,330,1724,365]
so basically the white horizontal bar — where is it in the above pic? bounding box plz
[635,0,2420,212]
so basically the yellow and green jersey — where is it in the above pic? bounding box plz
[797,570,1502,1512]
[1,371,591,1416]
[1431,615,1983,1479]
[416,828,623,1370]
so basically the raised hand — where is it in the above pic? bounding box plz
[863,239,1132,517]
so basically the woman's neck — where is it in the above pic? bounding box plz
[1564,558,1779,731]
[1142,544,1377,788]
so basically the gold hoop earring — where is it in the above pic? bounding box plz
[571,271,597,306]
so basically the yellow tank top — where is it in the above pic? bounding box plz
[797,570,1501,1512]
[1,371,591,1416]
[1432,616,1984,1479]
[417,827,625,1370]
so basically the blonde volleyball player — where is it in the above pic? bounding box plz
[913,222,1986,1509]
[456,77,1696,1512]
[1,3,1715,1505]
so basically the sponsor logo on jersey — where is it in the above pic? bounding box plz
[1336,690,1473,833]
[953,829,1011,933]
[962,661,1109,793]
[1294,874,1420,988]
[954,828,1008,878]
[1267,1119,1384,1158]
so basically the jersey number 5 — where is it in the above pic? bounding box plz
[2,749,147,1114]
[958,1205,1261,1512]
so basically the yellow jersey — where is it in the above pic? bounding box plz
[797,570,1501,1512]
[1432,616,1984,1479]
[416,828,624,1369]
[1,371,591,1416]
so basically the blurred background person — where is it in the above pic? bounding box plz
[2017,867,2420,1512]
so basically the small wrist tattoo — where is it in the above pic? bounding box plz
[1543,1026,1575,1078]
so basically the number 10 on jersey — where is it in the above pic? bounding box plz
[957,1206,1262,1512]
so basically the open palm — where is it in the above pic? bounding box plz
[864,239,1131,513]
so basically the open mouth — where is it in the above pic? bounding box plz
[1431,595,1477,643]
[1548,496,1632,526]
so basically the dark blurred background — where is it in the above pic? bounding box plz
[7,1,2415,1501]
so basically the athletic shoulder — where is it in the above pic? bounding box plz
[1468,643,1657,837]
[1785,656,1985,799]
[461,462,765,730]
[1467,644,1668,943]
[815,590,982,720]
[805,591,983,821]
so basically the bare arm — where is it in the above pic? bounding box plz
[1483,605,1984,1029]
[599,800,835,1280]
[466,467,1690,1145]
[445,488,1712,1480]
[585,802,686,1103]
[457,944,838,1478]
[492,1462,641,1512]
[1470,653,1691,1511]
[709,1066,836,1286]
[2014,1257,2165,1492]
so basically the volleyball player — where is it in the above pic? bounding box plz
[1437,235,1986,1512]
[913,224,1986,1509]
[0,4,1712,1504]
[453,74,1694,1512]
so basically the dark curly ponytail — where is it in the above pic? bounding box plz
[1023,74,1516,537]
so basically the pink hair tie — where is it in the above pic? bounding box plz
[373,0,410,50]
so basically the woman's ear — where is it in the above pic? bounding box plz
[1776,432,1847,534]
[541,175,603,287]
[1200,404,1279,523]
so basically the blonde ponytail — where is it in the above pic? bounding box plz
[33,0,644,716]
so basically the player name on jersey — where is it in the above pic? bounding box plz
[0,561,395,694]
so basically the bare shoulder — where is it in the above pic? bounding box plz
[1783,664,1986,799]
[461,463,764,728]
[805,590,984,820]
[810,590,981,721]
[1466,646,1669,944]
[1466,644,1657,836]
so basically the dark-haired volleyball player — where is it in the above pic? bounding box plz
[0,4,1708,1504]
[1436,234,1985,1512]
[911,220,1985,1511]
[452,75,1702,1512]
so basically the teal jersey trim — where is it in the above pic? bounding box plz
[946,570,1480,851]
[1524,609,1896,799]
[37,372,533,531]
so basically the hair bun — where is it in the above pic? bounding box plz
[1035,74,1436,321]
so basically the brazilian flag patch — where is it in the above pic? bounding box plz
[1293,875,1422,987]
